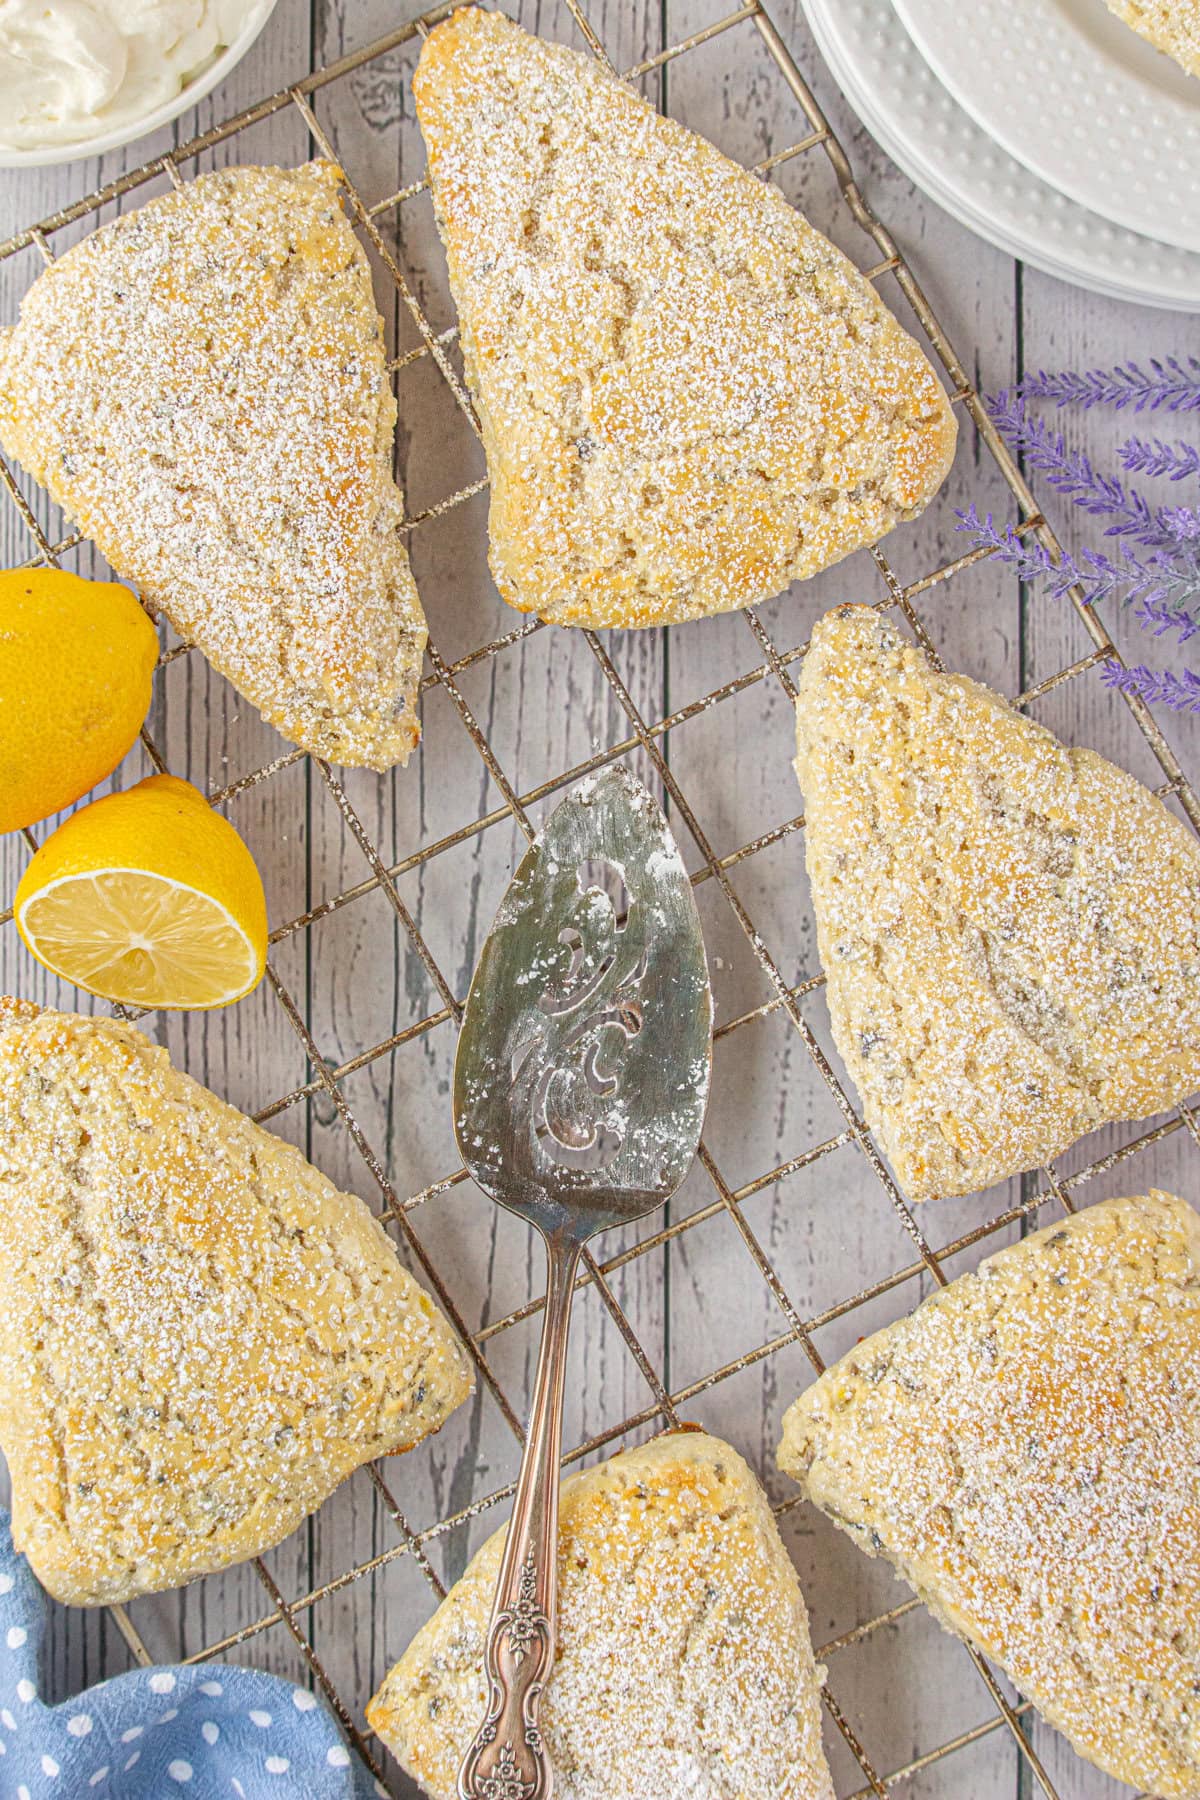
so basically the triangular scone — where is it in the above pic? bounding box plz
[367,1431,835,1800]
[1105,0,1200,77]
[779,1192,1200,1798]
[795,605,1200,1200]
[0,162,425,769]
[412,9,956,630]
[0,1003,472,1605]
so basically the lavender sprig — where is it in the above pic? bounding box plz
[957,507,1200,717]
[955,506,1189,611]
[986,392,1197,549]
[1100,662,1200,712]
[1134,594,1200,644]
[964,363,1200,714]
[1164,506,1200,541]
[956,507,1087,599]
[1117,436,1200,483]
[1015,358,1200,414]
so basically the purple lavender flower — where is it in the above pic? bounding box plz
[1164,506,1200,541]
[955,506,1079,595]
[985,392,1195,550]
[1134,593,1200,645]
[1016,358,1200,413]
[954,506,1186,611]
[1118,437,1200,483]
[966,368,1200,716]
[1100,662,1200,712]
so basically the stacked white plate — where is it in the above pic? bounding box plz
[800,0,1200,309]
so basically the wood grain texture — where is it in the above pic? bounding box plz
[0,3,1194,1796]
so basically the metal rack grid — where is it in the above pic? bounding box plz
[0,3,1196,1795]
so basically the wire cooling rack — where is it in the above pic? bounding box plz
[0,4,1197,1796]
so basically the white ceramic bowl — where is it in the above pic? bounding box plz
[0,2,278,170]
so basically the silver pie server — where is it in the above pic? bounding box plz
[454,765,712,1800]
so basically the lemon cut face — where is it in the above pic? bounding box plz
[14,774,268,1011]
[17,870,263,1009]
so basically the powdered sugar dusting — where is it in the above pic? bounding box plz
[368,1430,835,1800]
[779,1191,1200,1796]
[0,1003,472,1606]
[1106,0,1200,76]
[412,7,957,630]
[0,161,426,769]
[795,605,1200,1201]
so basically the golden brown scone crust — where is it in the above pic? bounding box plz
[778,1192,1200,1799]
[368,1430,835,1800]
[1105,0,1200,75]
[0,161,425,769]
[0,1003,472,1606]
[412,9,956,630]
[795,605,1200,1200]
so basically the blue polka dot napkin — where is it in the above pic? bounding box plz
[0,1512,382,1798]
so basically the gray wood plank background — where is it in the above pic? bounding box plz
[0,3,1195,1796]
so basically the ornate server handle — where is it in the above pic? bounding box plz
[458,1232,583,1800]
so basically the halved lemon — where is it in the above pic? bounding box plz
[15,775,267,1010]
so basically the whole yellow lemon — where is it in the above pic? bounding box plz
[0,566,158,834]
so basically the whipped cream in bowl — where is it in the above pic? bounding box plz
[0,0,277,165]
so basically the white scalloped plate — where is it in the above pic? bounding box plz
[893,0,1200,254]
[800,0,1200,310]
